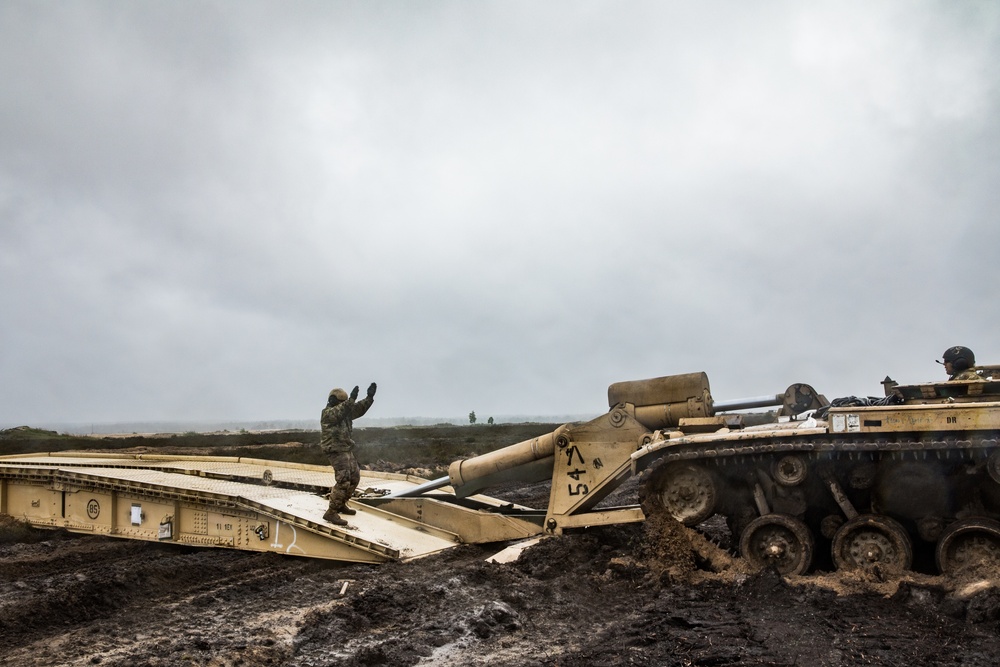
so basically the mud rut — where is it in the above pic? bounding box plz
[3,478,1000,664]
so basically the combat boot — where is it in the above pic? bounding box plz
[339,503,357,516]
[323,508,348,526]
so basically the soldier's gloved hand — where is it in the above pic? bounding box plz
[349,386,360,401]
[367,382,377,399]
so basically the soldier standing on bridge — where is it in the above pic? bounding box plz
[320,382,377,526]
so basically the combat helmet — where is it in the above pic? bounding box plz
[328,388,349,403]
[940,346,976,372]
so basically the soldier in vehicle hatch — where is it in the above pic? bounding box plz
[320,382,377,526]
[939,346,985,382]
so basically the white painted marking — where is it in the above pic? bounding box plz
[271,521,305,554]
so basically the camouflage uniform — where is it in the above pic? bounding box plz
[321,392,374,514]
[950,368,984,382]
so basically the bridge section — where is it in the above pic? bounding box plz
[0,452,468,563]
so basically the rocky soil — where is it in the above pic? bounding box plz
[2,428,1000,666]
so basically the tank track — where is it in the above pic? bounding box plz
[641,432,1000,576]
[649,434,999,463]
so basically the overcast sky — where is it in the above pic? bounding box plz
[1,1,997,426]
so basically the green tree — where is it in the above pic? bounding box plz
[487,416,494,425]
[469,411,477,424]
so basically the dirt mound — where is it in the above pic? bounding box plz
[0,515,50,545]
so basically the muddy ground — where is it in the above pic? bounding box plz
[2,428,1000,666]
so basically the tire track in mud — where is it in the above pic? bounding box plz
[4,525,1000,666]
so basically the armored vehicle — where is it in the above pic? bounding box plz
[393,364,1000,576]
[633,367,1000,575]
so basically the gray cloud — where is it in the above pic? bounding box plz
[1,1,998,425]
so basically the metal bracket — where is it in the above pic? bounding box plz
[824,476,858,519]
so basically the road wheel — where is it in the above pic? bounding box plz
[772,455,808,487]
[739,514,814,576]
[831,514,913,572]
[644,462,717,527]
[935,518,1000,576]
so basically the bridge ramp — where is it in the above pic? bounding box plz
[0,452,464,563]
